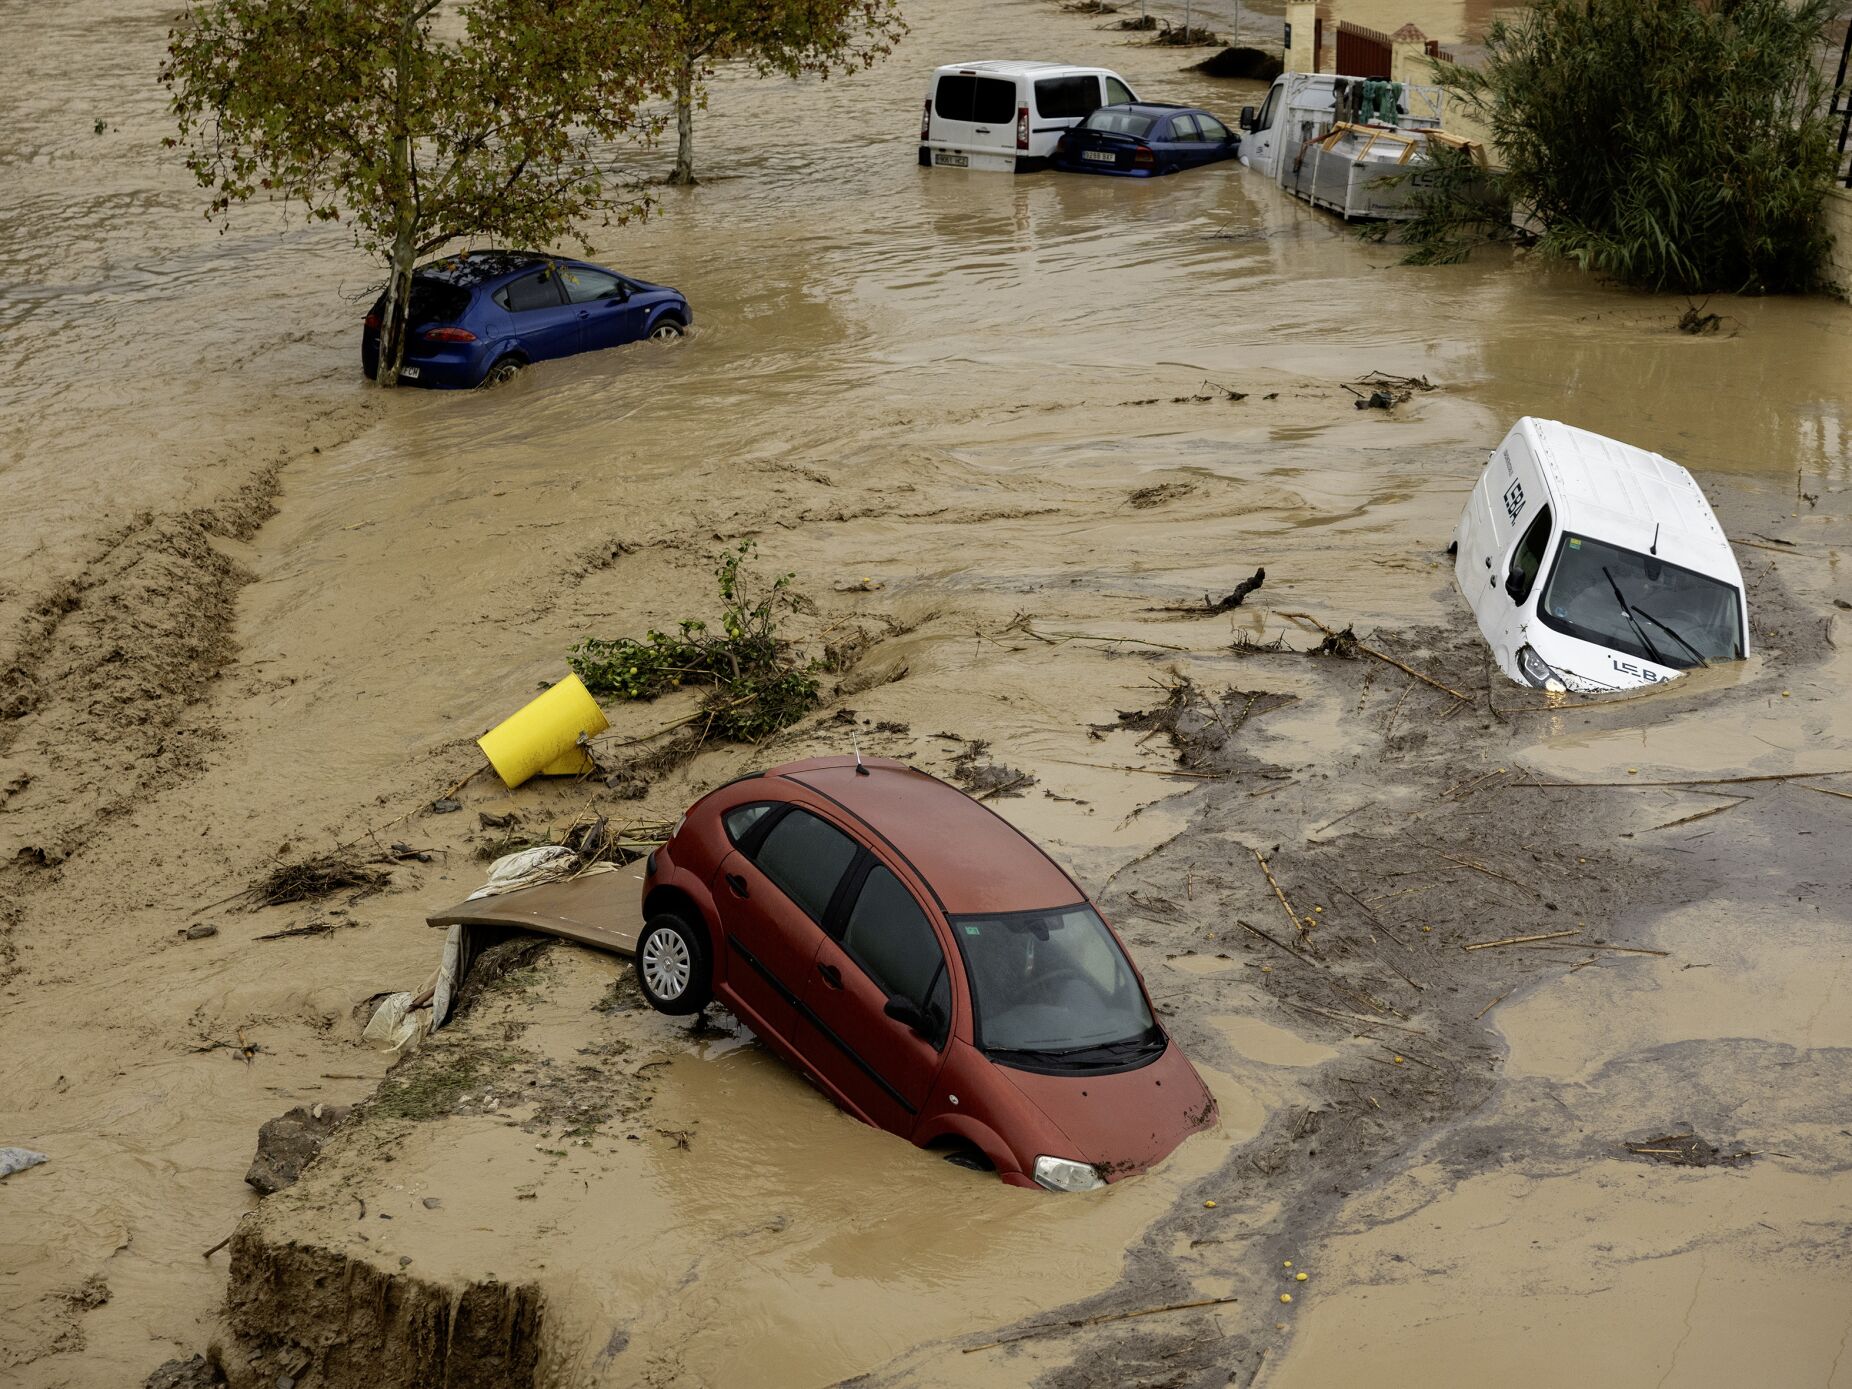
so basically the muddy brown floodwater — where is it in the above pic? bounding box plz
[3,0,1851,1386]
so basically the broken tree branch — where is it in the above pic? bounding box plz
[1462,927,1582,952]
[1254,848,1308,938]
[1277,611,1472,702]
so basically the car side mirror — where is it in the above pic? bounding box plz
[884,996,928,1034]
[1239,106,1257,132]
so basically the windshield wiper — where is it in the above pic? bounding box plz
[986,1032,1165,1065]
[1631,604,1709,668]
[1601,566,1667,667]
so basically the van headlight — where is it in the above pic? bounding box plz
[1516,645,1566,694]
[1033,1155,1106,1192]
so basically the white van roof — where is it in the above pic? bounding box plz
[933,61,1114,77]
[1517,417,1741,584]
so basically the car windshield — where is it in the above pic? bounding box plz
[952,905,1157,1060]
[1083,109,1156,137]
[1537,532,1743,668]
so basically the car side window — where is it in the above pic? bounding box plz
[1104,76,1135,106]
[1506,504,1554,605]
[1033,75,1101,120]
[751,809,859,923]
[722,803,778,846]
[495,269,562,313]
[1255,84,1281,132]
[1168,114,1204,142]
[971,77,1017,125]
[1198,115,1230,141]
[842,866,950,1047]
[560,268,626,304]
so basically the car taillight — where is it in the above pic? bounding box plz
[920,98,931,141]
[364,312,380,329]
[1016,105,1030,150]
[1134,145,1156,166]
[422,326,477,343]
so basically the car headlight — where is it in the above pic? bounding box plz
[1033,1155,1106,1192]
[1516,645,1567,694]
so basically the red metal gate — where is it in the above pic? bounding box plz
[1335,20,1392,79]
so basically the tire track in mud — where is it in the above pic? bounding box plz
[0,434,354,981]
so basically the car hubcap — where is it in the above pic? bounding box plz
[652,324,680,340]
[642,930,690,999]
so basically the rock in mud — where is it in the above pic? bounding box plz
[183,923,218,940]
[144,1353,224,1388]
[245,1104,349,1195]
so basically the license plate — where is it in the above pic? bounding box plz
[1083,150,1117,163]
[398,366,420,379]
[935,152,968,167]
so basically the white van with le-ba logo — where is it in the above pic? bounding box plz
[1453,418,1749,692]
[919,62,1139,172]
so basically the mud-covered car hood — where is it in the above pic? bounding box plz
[995,1041,1216,1180]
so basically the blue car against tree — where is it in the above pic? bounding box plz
[1051,104,1240,177]
[361,250,692,388]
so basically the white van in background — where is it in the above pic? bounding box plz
[1454,418,1749,693]
[920,62,1140,172]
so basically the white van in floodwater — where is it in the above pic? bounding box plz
[920,62,1140,172]
[1454,418,1749,692]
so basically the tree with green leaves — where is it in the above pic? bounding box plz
[1435,0,1842,293]
[656,0,906,186]
[162,0,664,386]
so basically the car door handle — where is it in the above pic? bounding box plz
[577,309,589,319]
[725,873,749,898]
[816,962,843,990]
[974,127,992,134]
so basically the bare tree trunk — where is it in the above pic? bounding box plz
[668,58,696,185]
[376,5,418,387]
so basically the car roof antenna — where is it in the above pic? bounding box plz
[853,731,869,775]
[1650,522,1660,556]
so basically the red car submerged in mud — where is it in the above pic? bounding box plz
[637,756,1217,1189]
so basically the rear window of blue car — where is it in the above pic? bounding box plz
[399,279,469,324]
[1084,109,1156,137]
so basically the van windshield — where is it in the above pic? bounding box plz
[951,905,1161,1069]
[1084,108,1156,137]
[1537,533,1743,668]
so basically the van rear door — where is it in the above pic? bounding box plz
[1031,73,1105,146]
[930,72,1020,166]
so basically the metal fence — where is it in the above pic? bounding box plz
[1833,15,1852,187]
[1335,20,1393,79]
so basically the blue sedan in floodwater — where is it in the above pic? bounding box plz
[361,250,692,388]
[1051,104,1240,177]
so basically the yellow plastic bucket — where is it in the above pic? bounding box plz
[478,674,609,789]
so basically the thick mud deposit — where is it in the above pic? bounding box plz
[4,0,1852,1386]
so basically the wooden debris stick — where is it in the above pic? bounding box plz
[1277,611,1472,702]
[1284,1000,1429,1036]
[1442,768,1508,801]
[1047,758,1221,781]
[1254,848,1307,938]
[1801,783,1852,803]
[1473,993,1506,1021]
[1646,797,1748,832]
[1370,949,1427,992]
[1516,770,1851,789]
[1520,941,1671,958]
[1236,917,1320,967]
[963,1296,1239,1353]
[1462,928,1582,952]
[1431,850,1542,898]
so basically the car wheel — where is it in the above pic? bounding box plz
[635,912,711,1015]
[480,355,524,387]
[647,318,686,342]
